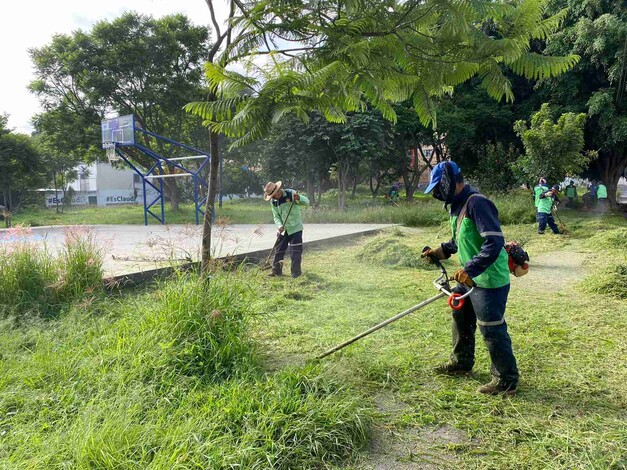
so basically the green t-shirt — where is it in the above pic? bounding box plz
[534,184,548,208]
[597,185,607,199]
[270,189,310,235]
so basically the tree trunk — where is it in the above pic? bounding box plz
[351,174,358,199]
[163,175,180,212]
[599,150,627,206]
[306,177,316,207]
[337,160,350,210]
[401,163,416,201]
[316,177,323,207]
[201,130,221,273]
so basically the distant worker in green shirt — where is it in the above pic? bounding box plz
[565,180,578,208]
[596,181,608,211]
[422,161,519,396]
[264,181,310,278]
[534,177,549,210]
[537,185,561,235]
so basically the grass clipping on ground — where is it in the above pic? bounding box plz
[580,228,627,299]
[582,263,627,299]
[355,230,433,269]
[585,227,627,251]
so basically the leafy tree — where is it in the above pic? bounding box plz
[220,161,262,199]
[540,0,627,204]
[513,103,592,184]
[258,114,333,207]
[466,142,519,192]
[188,0,578,148]
[29,12,210,211]
[0,116,46,219]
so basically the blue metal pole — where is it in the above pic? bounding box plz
[136,128,211,157]
[158,163,165,224]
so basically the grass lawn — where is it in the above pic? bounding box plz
[9,199,273,226]
[1,208,625,468]
[252,214,627,468]
[10,189,545,227]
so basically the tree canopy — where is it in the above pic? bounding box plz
[0,115,46,212]
[187,0,579,147]
[29,12,211,210]
[514,103,591,183]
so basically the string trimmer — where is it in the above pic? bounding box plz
[315,247,473,360]
[262,194,296,271]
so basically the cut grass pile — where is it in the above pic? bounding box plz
[0,270,370,468]
[582,264,627,299]
[355,229,435,269]
[585,227,627,251]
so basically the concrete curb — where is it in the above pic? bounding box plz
[103,226,393,289]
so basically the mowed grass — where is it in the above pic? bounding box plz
[12,188,542,227]
[251,212,627,468]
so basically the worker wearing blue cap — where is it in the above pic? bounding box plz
[422,161,519,396]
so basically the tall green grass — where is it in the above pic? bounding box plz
[0,226,104,317]
[0,269,370,468]
[0,227,57,316]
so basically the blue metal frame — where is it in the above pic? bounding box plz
[110,116,211,225]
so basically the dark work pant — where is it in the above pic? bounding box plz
[272,230,303,277]
[450,284,519,386]
[536,212,559,234]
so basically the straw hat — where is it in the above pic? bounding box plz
[263,181,283,200]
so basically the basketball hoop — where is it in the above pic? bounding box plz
[103,142,120,162]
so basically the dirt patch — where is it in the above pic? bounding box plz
[372,391,411,415]
[516,249,586,292]
[363,423,472,469]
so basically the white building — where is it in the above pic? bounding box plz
[45,162,156,208]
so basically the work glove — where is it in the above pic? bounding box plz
[453,268,475,287]
[421,246,446,264]
[278,226,285,234]
[293,193,300,202]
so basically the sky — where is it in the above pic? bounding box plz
[1,0,228,134]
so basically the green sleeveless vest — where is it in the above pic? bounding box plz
[451,197,510,289]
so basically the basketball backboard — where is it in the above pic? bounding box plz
[101,115,135,148]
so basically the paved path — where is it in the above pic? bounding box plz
[0,224,395,277]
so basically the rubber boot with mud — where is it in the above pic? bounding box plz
[434,363,472,376]
[477,378,517,396]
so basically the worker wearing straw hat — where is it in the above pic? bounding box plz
[264,181,310,278]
